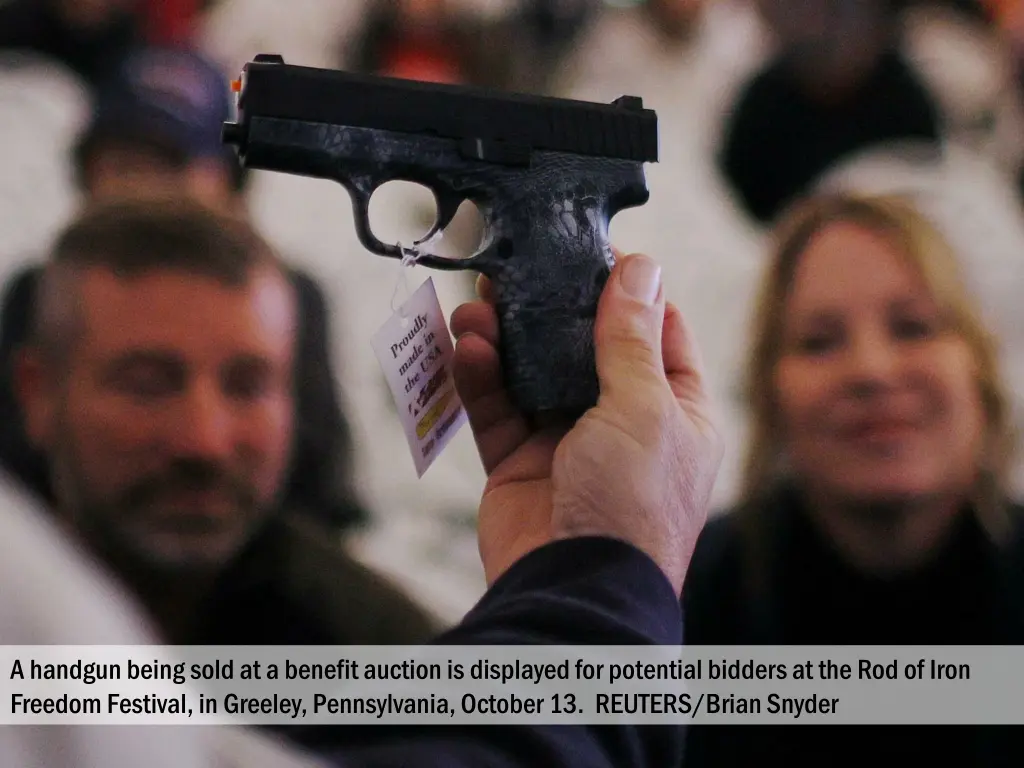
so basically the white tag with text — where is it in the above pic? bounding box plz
[371,277,467,477]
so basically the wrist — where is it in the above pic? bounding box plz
[480,530,552,587]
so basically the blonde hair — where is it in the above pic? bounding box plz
[740,192,1016,540]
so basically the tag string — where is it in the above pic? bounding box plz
[391,242,422,318]
[390,230,445,317]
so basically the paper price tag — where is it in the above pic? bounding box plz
[371,277,468,477]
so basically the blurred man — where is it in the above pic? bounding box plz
[79,46,369,530]
[509,0,704,93]
[2,46,369,529]
[71,44,244,210]
[0,0,218,82]
[349,0,471,84]
[0,0,142,85]
[14,198,437,657]
[719,0,942,224]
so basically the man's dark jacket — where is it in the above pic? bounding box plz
[319,537,685,768]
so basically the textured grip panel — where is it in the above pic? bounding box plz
[496,307,601,414]
[470,154,648,414]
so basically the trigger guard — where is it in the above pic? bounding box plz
[344,177,474,268]
[344,179,402,259]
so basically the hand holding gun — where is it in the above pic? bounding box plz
[223,55,658,415]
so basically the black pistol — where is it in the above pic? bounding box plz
[223,54,658,415]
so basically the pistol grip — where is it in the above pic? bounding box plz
[493,299,605,415]
[475,195,621,416]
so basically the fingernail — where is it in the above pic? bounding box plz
[620,255,661,305]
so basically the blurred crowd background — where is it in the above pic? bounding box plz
[2,0,1024,623]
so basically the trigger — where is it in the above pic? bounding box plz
[416,190,462,246]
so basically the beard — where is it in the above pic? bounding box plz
[53,447,272,577]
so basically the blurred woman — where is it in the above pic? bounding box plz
[683,193,1024,766]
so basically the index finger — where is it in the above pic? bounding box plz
[475,274,495,305]
[453,332,532,475]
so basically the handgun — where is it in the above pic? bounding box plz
[223,54,658,415]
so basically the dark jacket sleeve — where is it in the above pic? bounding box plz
[0,0,36,47]
[321,536,684,768]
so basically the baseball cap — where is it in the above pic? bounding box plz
[74,46,237,180]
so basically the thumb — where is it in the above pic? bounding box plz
[594,253,666,401]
